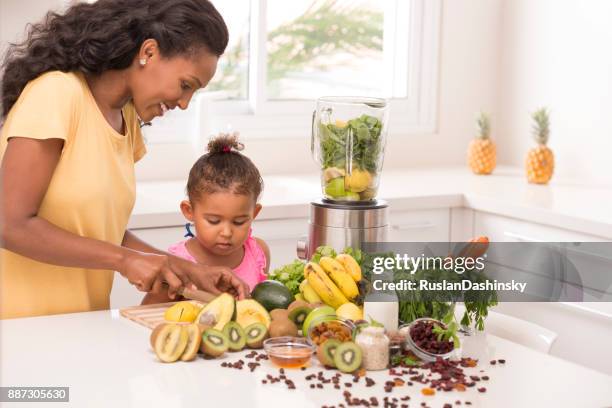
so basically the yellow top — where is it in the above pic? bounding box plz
[0,71,146,319]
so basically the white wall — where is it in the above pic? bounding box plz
[498,0,612,187]
[0,0,504,180]
[135,0,504,180]
[0,0,63,55]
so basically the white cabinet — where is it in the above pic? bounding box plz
[388,208,450,242]
[252,218,308,270]
[473,211,608,242]
[130,226,186,249]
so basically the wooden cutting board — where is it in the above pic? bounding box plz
[119,300,205,330]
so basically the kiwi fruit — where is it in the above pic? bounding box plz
[269,318,298,338]
[288,299,309,312]
[222,321,246,351]
[245,322,269,349]
[288,305,312,327]
[150,323,168,349]
[316,339,341,367]
[154,324,188,363]
[200,328,229,358]
[270,309,290,321]
[180,323,202,361]
[333,341,363,373]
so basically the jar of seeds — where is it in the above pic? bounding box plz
[355,326,389,371]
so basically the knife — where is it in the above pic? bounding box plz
[177,286,217,303]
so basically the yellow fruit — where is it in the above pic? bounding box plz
[344,169,372,193]
[335,119,348,128]
[319,256,359,300]
[468,112,496,175]
[195,293,236,330]
[335,254,362,282]
[179,323,202,362]
[153,324,188,363]
[336,303,363,321]
[149,323,168,349]
[526,108,554,184]
[235,299,271,329]
[323,167,346,183]
[526,145,554,184]
[301,280,323,304]
[164,301,198,323]
[305,262,349,309]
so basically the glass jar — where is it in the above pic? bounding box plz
[311,96,389,202]
[354,326,390,371]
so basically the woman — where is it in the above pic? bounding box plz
[0,0,249,319]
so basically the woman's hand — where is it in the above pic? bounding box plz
[167,255,250,300]
[119,251,185,298]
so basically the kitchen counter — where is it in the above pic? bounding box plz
[1,310,611,407]
[129,167,612,239]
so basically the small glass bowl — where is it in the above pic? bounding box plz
[263,336,315,368]
[403,318,455,362]
[307,317,356,346]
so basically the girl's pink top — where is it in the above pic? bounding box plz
[168,232,267,291]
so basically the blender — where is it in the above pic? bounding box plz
[297,96,390,260]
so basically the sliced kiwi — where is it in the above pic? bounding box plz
[333,341,363,373]
[150,323,168,349]
[154,324,188,363]
[245,322,269,349]
[288,305,312,327]
[316,339,341,367]
[223,321,246,352]
[269,318,298,338]
[270,309,290,321]
[200,328,228,358]
[180,323,202,361]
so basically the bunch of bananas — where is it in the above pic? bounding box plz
[299,254,362,309]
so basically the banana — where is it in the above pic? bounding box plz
[335,253,362,282]
[305,262,349,309]
[301,281,322,304]
[319,256,359,300]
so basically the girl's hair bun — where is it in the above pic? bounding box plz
[207,132,245,154]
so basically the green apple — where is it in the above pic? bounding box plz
[324,177,346,198]
[302,305,336,335]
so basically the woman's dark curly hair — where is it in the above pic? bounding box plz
[0,0,228,118]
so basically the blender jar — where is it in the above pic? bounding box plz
[311,96,389,202]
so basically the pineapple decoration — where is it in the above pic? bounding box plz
[526,108,554,184]
[468,112,496,175]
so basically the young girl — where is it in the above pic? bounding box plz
[142,133,269,304]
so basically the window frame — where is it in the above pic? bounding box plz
[66,0,442,143]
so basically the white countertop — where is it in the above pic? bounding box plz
[129,167,612,238]
[1,310,611,407]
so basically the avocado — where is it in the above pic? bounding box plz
[196,293,236,331]
[251,280,294,311]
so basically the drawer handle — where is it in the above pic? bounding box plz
[503,231,541,242]
[392,222,436,231]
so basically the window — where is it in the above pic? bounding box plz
[142,0,441,144]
